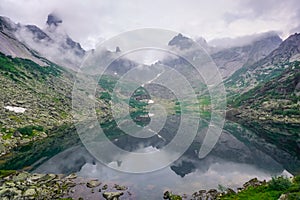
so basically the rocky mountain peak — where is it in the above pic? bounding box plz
[263,32,300,64]
[46,13,62,27]
[279,33,300,51]
[168,33,194,50]
[211,33,282,78]
[0,16,17,32]
[116,46,121,53]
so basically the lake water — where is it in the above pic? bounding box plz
[27,117,299,199]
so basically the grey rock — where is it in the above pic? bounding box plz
[46,13,62,27]
[27,173,45,182]
[116,46,121,53]
[243,178,264,189]
[0,188,21,197]
[114,184,127,191]
[64,180,76,188]
[12,172,29,182]
[24,188,36,195]
[206,189,219,199]
[86,180,101,188]
[278,194,288,200]
[168,33,194,50]
[226,188,236,195]
[65,173,77,179]
[13,131,22,137]
[4,182,15,187]
[103,191,124,200]
[102,184,108,190]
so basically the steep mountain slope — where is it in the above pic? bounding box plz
[211,33,282,78]
[0,52,75,154]
[15,13,85,69]
[232,61,300,110]
[0,16,49,66]
[227,61,300,159]
[223,33,300,166]
[226,33,300,95]
[0,14,85,70]
[166,32,281,79]
[0,51,141,156]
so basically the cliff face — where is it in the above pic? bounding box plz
[211,33,282,79]
[226,33,300,95]
[0,16,48,66]
[0,14,86,70]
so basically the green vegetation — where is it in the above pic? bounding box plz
[268,176,292,191]
[0,52,62,81]
[0,124,78,171]
[99,91,111,101]
[221,176,300,200]
[0,52,78,156]
[231,61,300,106]
[226,61,300,159]
[98,75,118,92]
[17,125,44,136]
[0,169,16,178]
[129,87,149,109]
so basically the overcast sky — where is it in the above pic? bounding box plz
[1,0,299,50]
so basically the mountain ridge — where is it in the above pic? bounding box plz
[226,33,300,95]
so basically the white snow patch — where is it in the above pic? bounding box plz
[148,100,154,104]
[148,113,155,117]
[4,106,26,113]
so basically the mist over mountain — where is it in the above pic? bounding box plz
[211,32,282,78]
[163,32,282,79]
[16,13,85,69]
[226,33,300,94]
[0,14,147,74]
[1,8,300,199]
[209,32,281,49]
[0,13,86,70]
[0,16,49,66]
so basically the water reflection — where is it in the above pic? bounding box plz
[34,125,292,198]
[1,113,297,198]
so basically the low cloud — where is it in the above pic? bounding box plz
[0,0,300,50]
[208,31,281,49]
[15,22,84,69]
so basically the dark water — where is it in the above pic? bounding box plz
[1,115,300,199]
[27,118,299,199]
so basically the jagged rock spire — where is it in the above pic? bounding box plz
[46,13,62,27]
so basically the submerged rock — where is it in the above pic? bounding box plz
[103,191,124,200]
[65,173,77,179]
[114,184,127,191]
[86,179,101,188]
[102,184,108,190]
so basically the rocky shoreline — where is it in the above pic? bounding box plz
[163,177,266,200]
[0,131,48,157]
[0,171,300,200]
[0,171,130,200]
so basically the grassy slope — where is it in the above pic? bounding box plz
[221,176,300,200]
[226,61,300,159]
[0,52,74,132]
[0,52,79,157]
